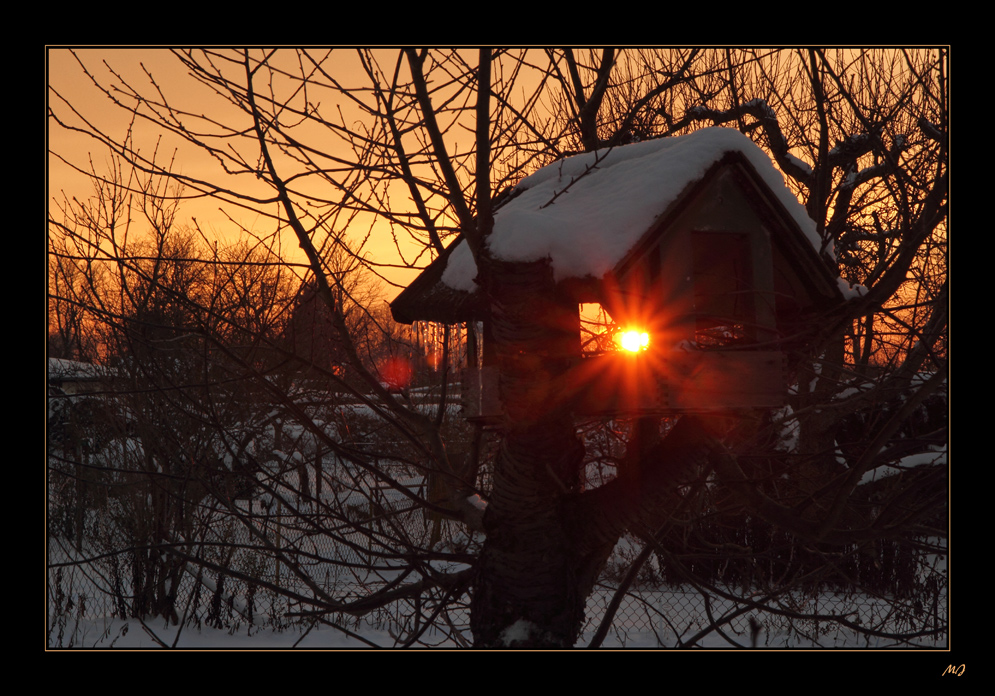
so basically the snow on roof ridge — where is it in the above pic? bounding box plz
[441,127,820,292]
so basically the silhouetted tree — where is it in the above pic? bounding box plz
[48,47,947,648]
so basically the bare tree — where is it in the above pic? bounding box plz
[48,47,947,648]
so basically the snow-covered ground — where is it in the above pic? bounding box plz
[50,581,946,650]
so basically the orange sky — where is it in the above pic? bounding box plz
[47,48,426,294]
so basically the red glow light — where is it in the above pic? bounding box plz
[379,356,412,391]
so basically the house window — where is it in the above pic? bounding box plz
[690,231,756,347]
[579,303,617,355]
[580,302,652,355]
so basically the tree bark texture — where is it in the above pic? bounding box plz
[469,260,729,647]
[470,259,587,647]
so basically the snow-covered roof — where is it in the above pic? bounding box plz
[440,127,821,292]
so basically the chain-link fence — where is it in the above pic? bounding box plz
[580,582,947,648]
[47,378,947,648]
[47,511,947,649]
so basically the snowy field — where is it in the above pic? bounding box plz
[49,581,946,650]
[52,611,946,650]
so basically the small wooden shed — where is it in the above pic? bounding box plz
[391,128,843,421]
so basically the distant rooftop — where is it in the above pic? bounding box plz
[48,358,117,381]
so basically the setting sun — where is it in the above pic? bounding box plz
[46,48,948,650]
[618,330,650,352]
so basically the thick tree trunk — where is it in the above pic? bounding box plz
[468,260,723,647]
[470,259,587,647]
[470,411,719,646]
[470,415,586,647]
